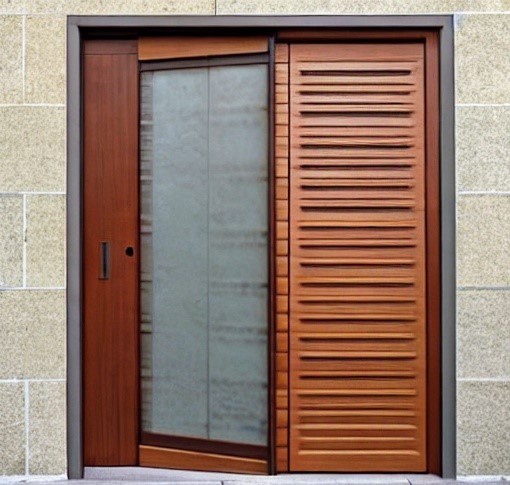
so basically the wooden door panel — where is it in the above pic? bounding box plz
[288,43,427,472]
[83,40,139,465]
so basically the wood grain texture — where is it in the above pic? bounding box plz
[274,43,290,474]
[288,43,427,472]
[138,36,268,61]
[139,446,268,474]
[423,31,442,475]
[83,41,139,465]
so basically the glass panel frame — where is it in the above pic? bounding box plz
[139,54,272,457]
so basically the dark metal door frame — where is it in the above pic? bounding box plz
[67,14,455,479]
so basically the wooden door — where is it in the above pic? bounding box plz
[288,43,428,472]
[82,37,271,474]
[82,40,139,465]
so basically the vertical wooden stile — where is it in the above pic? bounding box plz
[274,43,291,473]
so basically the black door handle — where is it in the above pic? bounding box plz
[99,241,110,280]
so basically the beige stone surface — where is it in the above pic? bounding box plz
[23,290,65,378]
[458,290,510,378]
[0,291,24,379]
[458,380,510,475]
[0,382,25,475]
[0,195,23,288]
[457,106,510,192]
[457,195,510,286]
[26,195,65,287]
[0,1,25,14]
[0,290,65,379]
[0,16,22,103]
[0,107,65,193]
[456,14,510,104]
[25,0,215,14]
[217,0,510,14]
[29,381,66,475]
[25,15,66,105]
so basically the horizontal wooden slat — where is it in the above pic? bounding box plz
[139,446,267,474]
[138,36,268,61]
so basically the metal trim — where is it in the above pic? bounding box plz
[438,16,456,480]
[66,19,83,480]
[66,15,456,479]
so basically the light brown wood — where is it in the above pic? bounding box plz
[138,36,268,61]
[274,42,290,473]
[288,43,427,472]
[83,40,139,465]
[139,446,267,474]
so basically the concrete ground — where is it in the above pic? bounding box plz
[1,467,508,485]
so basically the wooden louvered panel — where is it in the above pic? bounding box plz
[289,43,427,472]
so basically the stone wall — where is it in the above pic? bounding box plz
[0,0,509,477]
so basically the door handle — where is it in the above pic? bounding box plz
[99,241,110,280]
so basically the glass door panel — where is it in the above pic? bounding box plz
[140,62,268,448]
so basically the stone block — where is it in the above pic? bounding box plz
[458,380,510,475]
[0,382,25,475]
[457,195,510,286]
[25,0,214,14]
[456,14,510,104]
[26,195,65,287]
[217,0,509,14]
[0,195,23,288]
[25,15,66,104]
[29,381,66,475]
[0,107,65,193]
[0,290,65,379]
[0,16,22,103]
[458,290,510,378]
[457,106,510,192]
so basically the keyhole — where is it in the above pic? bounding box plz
[125,246,134,257]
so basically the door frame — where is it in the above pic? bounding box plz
[67,14,456,479]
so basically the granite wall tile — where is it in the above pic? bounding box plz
[25,0,215,14]
[0,16,22,103]
[0,382,25,475]
[457,195,510,286]
[0,290,65,379]
[0,1,26,14]
[457,106,510,192]
[0,107,65,193]
[217,0,510,14]
[29,381,66,475]
[26,195,65,287]
[0,291,24,379]
[23,290,65,379]
[458,381,510,475]
[0,195,23,288]
[456,14,510,104]
[458,290,510,378]
[25,15,66,105]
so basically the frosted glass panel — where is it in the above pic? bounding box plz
[140,63,268,446]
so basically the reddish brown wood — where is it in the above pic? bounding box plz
[83,39,138,55]
[277,29,436,41]
[424,31,442,476]
[83,40,139,465]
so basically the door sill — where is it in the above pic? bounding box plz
[85,467,441,482]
